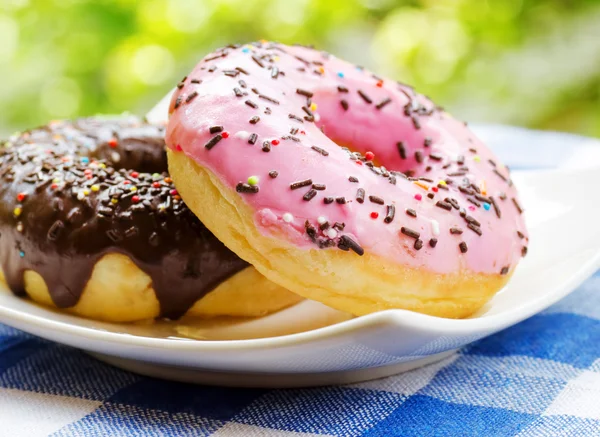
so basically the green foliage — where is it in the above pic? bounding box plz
[1,0,598,137]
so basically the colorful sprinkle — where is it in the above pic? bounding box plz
[370,212,379,219]
[91,184,100,192]
[337,72,344,78]
[19,251,25,258]
[365,151,375,161]
[16,193,26,202]
[271,139,280,146]
[283,213,294,223]
[247,175,259,186]
[483,203,491,211]
[108,138,118,148]
[131,195,140,203]
[13,207,22,217]
[473,155,481,162]
[414,194,422,201]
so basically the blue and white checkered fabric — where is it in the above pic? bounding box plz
[1,271,598,436]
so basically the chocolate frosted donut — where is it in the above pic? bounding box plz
[0,116,300,322]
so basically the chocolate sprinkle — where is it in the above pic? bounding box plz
[336,197,346,204]
[249,116,260,124]
[268,170,278,178]
[290,179,313,190]
[450,226,463,235]
[397,142,407,159]
[429,238,438,248]
[337,85,349,93]
[500,266,509,275]
[311,146,329,156]
[467,223,483,236]
[356,188,365,203]
[312,183,326,190]
[303,189,317,201]
[185,91,198,103]
[375,97,392,110]
[245,100,258,109]
[348,176,359,183]
[435,201,452,211]
[209,125,224,134]
[248,133,258,145]
[296,88,313,98]
[324,197,334,204]
[512,198,523,214]
[400,227,420,239]
[406,208,417,218]
[357,90,372,104]
[262,141,271,152]
[414,239,423,250]
[204,134,223,150]
[459,242,468,253]
[340,100,349,111]
[236,183,259,193]
[337,235,364,256]
[369,195,384,205]
[384,204,396,223]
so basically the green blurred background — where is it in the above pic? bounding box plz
[1,0,599,138]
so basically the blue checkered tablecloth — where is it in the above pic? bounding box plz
[0,271,598,436]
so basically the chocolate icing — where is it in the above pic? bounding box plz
[0,116,248,319]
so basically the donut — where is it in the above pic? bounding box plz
[0,116,300,322]
[166,42,529,319]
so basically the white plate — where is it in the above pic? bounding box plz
[0,126,599,387]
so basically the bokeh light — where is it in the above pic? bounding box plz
[0,0,598,138]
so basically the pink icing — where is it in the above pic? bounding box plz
[166,42,528,275]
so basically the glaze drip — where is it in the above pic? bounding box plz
[0,116,248,319]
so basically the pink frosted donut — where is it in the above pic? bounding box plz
[166,42,528,318]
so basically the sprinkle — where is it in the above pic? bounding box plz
[234,88,243,97]
[401,227,420,239]
[512,198,524,214]
[450,227,463,235]
[296,88,313,98]
[517,230,526,239]
[311,146,329,156]
[369,195,384,205]
[247,175,259,186]
[430,220,440,236]
[436,201,452,211]
[111,198,118,204]
[271,139,280,146]
[357,90,372,104]
[19,251,25,258]
[312,183,326,190]
[245,100,258,109]
[248,133,258,145]
[370,212,379,219]
[348,176,359,183]
[108,138,118,148]
[404,208,416,218]
[290,179,313,190]
[483,203,491,211]
[204,134,223,150]
[397,142,407,159]
[283,213,294,223]
[209,125,224,134]
[337,235,364,256]
[429,153,443,161]
[340,100,349,111]
[414,239,423,250]
[414,194,422,201]
[251,55,264,68]
[490,197,502,218]
[424,137,432,147]
[288,113,304,123]
[91,184,100,192]
[16,222,23,232]
[326,228,338,239]
[336,197,346,204]
[375,97,392,110]
[185,91,198,103]
[459,242,468,253]
[356,188,365,203]
[249,116,260,124]
[429,238,438,248]
[384,205,395,223]
[236,183,259,193]
[415,151,424,163]
[522,246,528,257]
[365,151,375,161]
[174,96,182,109]
[262,141,271,152]
[16,193,26,202]
[337,85,348,92]
[414,181,429,191]
[500,266,510,275]
[473,155,481,162]
[324,197,334,204]
[191,79,201,84]
[271,67,279,79]
[467,223,483,236]
[303,189,317,201]
[259,94,280,105]
[269,170,278,178]
[77,192,85,200]
[493,169,507,182]
[317,216,327,225]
